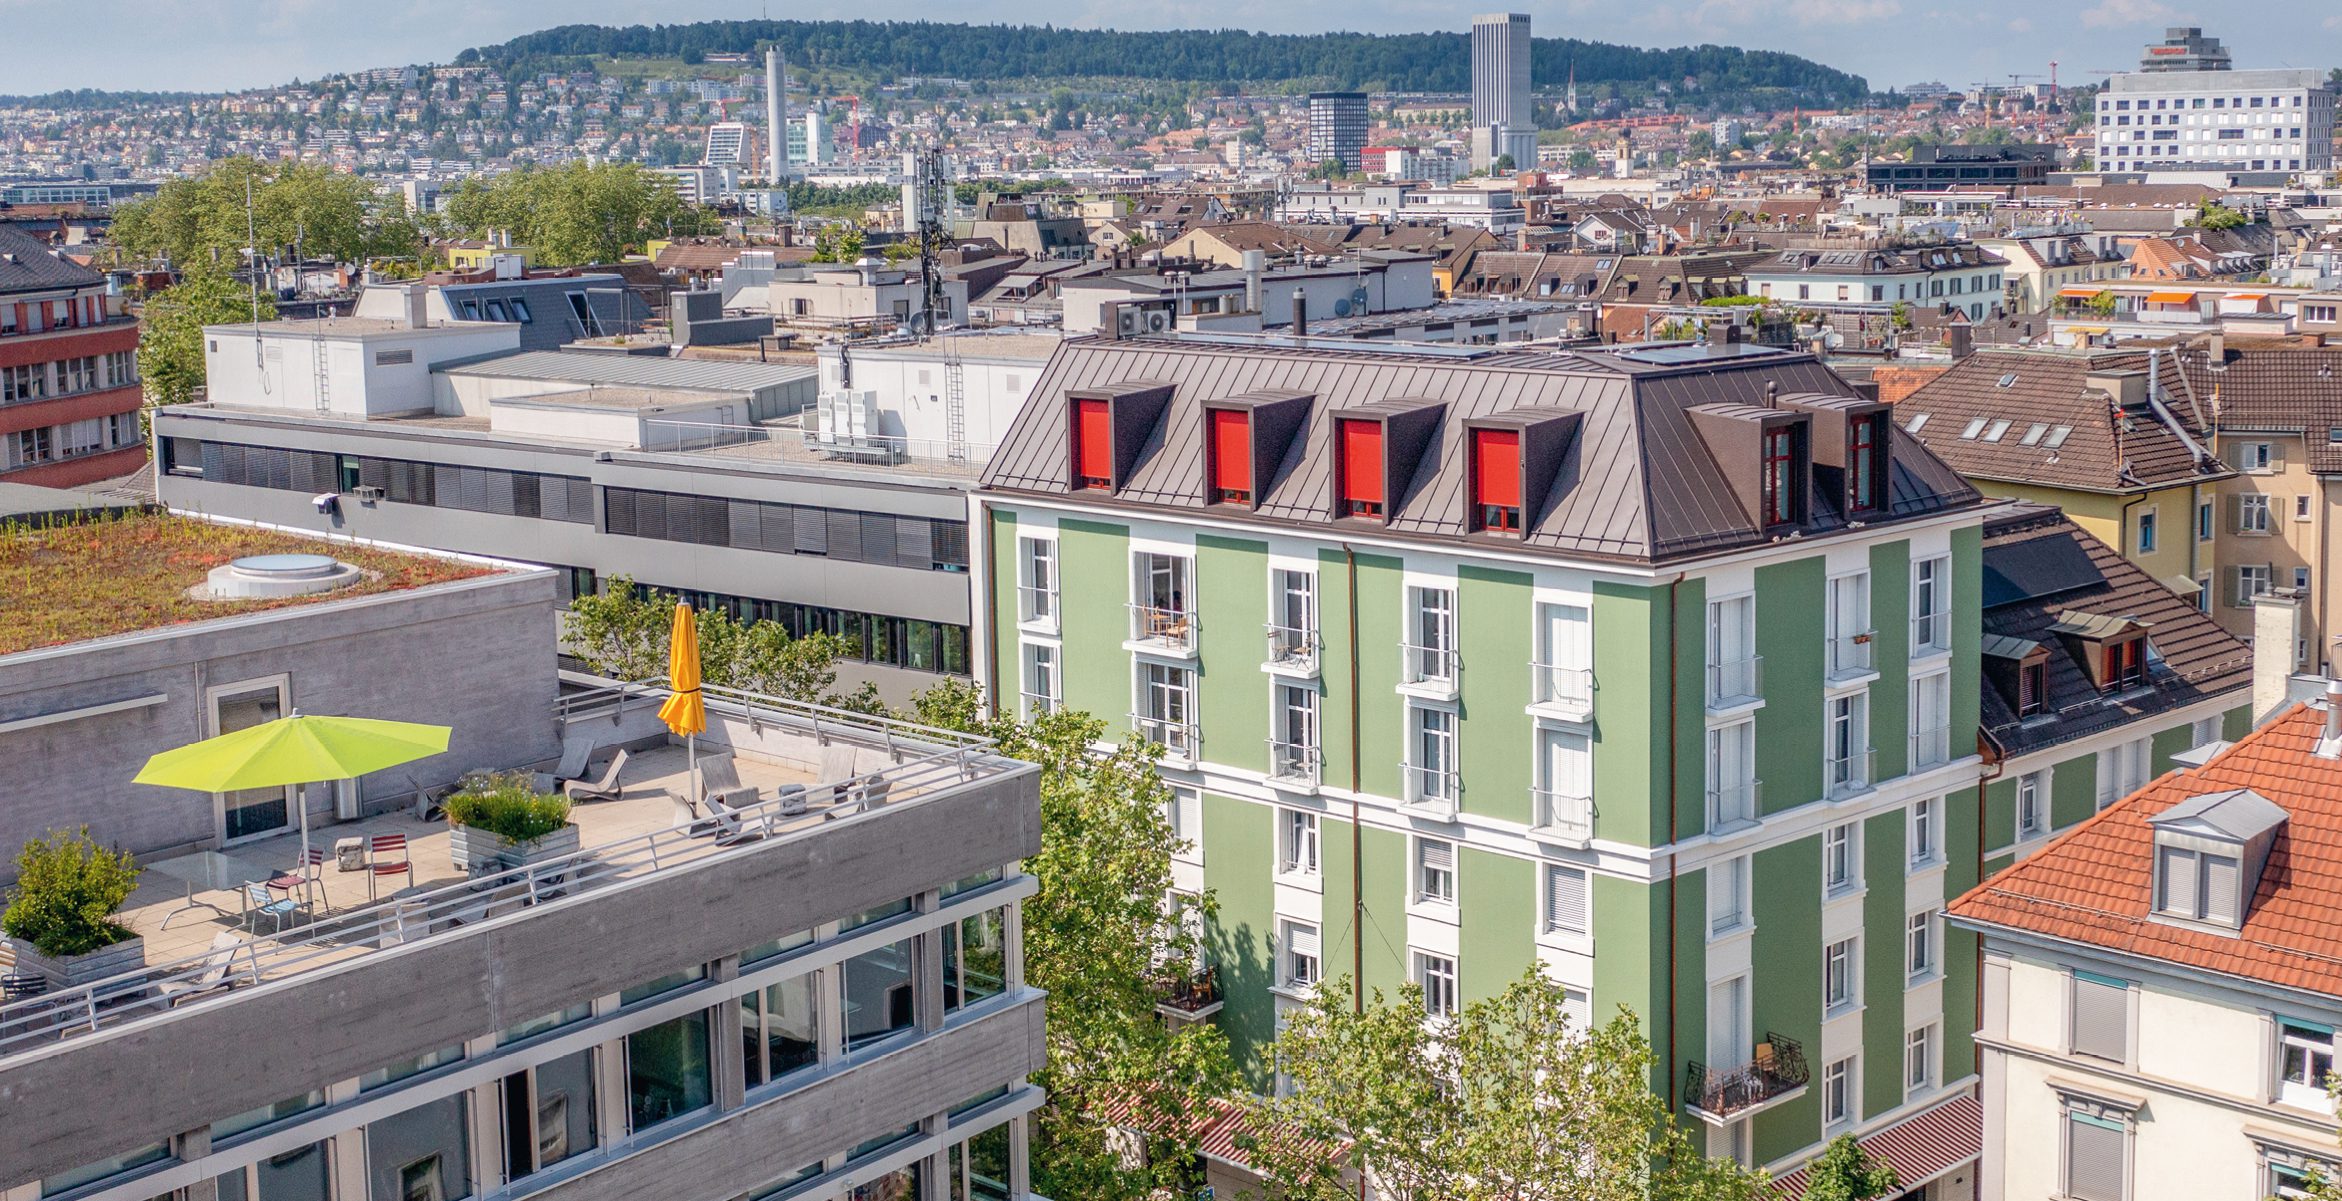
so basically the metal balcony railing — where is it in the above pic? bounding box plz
[1018,584,1058,627]
[1706,655,1764,707]
[1128,603,1197,652]
[1909,724,1952,770]
[1910,610,1952,656]
[1826,630,1875,679]
[1531,788,1594,843]
[1532,663,1595,711]
[1401,641,1461,689]
[1826,748,1876,798]
[1152,964,1223,1017]
[1401,763,1460,819]
[1264,624,1320,673]
[1707,779,1762,828]
[1019,692,1060,719]
[1266,739,1322,788]
[1132,712,1199,759]
[1685,1032,1811,1120]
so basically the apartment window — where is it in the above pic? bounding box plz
[2019,657,2049,717]
[2064,1106,2129,1201]
[1269,568,1319,668]
[1708,719,1757,828]
[1470,427,1523,531]
[1020,643,1059,718]
[1131,551,1193,648]
[2156,843,2243,925]
[1823,1057,1855,1127]
[2240,494,2275,535]
[1280,919,1321,989]
[1137,661,1196,757]
[1071,398,1111,488]
[2018,771,2047,839]
[0,363,45,404]
[2279,1020,2338,1109]
[2300,494,2316,521]
[1904,1024,1935,1095]
[1017,536,1057,625]
[1165,785,1202,861]
[1824,937,1859,1013]
[2098,737,2151,808]
[1416,837,1456,904]
[1408,704,1458,805]
[1405,585,1458,686]
[1709,853,1749,937]
[498,1048,598,1183]
[1911,556,1951,654]
[1536,602,1593,709]
[943,906,1008,1012]
[1827,692,1870,795]
[1760,424,1801,526]
[843,938,917,1050]
[1908,797,1941,866]
[1826,571,1872,678]
[365,1094,471,1201]
[2137,509,2158,553]
[1281,809,1321,876]
[1912,671,1952,768]
[2236,564,2275,608]
[2070,971,2130,1062]
[1906,910,1937,980]
[2098,637,2147,693]
[1335,418,1385,517]
[1824,822,1859,896]
[1848,413,1886,513]
[1706,594,1759,705]
[2241,442,2275,472]
[1544,863,1589,937]
[1413,951,1459,1019]
[1207,407,1251,503]
[1271,683,1321,784]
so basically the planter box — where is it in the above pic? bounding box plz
[7,935,146,991]
[449,821,582,873]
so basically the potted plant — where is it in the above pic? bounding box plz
[444,772,580,872]
[2,828,146,988]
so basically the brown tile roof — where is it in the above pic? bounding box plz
[1978,505,2250,759]
[2181,346,2342,473]
[1949,702,2342,998]
[1897,347,2228,495]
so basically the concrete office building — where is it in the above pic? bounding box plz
[152,303,985,703]
[1470,13,1537,172]
[1306,93,1369,174]
[0,515,1046,1201]
[704,121,749,167]
[2095,28,2333,176]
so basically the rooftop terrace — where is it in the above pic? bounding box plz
[0,513,494,657]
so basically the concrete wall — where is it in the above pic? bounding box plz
[0,570,560,872]
[200,327,519,418]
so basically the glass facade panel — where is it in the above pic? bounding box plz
[626,1011,714,1131]
[845,939,918,1049]
[944,907,1008,1012]
[365,1092,471,1201]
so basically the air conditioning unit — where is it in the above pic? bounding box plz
[351,485,385,501]
[1117,307,1141,335]
[1142,310,1174,333]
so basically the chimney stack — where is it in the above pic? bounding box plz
[2326,677,2342,746]
[1292,288,1308,340]
[2252,590,2304,727]
[403,282,429,330]
[1948,324,1974,360]
[1242,250,1265,314]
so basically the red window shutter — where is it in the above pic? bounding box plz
[1471,429,1521,510]
[1209,409,1251,500]
[1338,419,1384,508]
[1073,399,1111,488]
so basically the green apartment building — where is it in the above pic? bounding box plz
[971,333,2246,1188]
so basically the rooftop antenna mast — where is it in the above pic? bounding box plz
[915,142,950,336]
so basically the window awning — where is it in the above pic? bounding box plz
[2145,290,2197,304]
[2164,574,2204,598]
[1767,1094,1982,1198]
[2059,286,2103,298]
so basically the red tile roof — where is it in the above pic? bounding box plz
[1767,1094,1982,1197]
[1949,703,2342,997]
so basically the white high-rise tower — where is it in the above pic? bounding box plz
[1470,13,1536,172]
[764,45,790,182]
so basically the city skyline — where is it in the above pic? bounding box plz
[4,0,2339,99]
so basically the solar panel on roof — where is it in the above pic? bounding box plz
[1983,419,2012,442]
[1981,530,2109,608]
[2019,423,2048,446]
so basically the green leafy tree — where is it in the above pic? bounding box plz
[2,828,142,958]
[562,578,878,713]
[1253,966,1773,1201]
[2187,200,2248,230]
[1492,153,1517,173]
[437,162,717,265]
[1568,149,1597,172]
[1803,1134,1899,1201]
[911,681,1241,1201]
[111,157,388,268]
[139,267,274,408]
[810,224,868,263]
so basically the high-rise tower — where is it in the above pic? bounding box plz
[764,45,789,182]
[1470,13,1535,172]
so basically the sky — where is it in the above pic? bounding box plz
[4,0,2340,97]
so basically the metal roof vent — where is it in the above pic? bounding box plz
[200,553,363,600]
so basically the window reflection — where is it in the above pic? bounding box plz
[943,907,1007,1012]
[742,974,821,1087]
[844,939,917,1049]
[627,1011,713,1131]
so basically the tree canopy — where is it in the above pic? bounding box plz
[110,158,416,269]
[138,268,273,408]
[562,579,881,713]
[458,19,1867,103]
[438,162,718,265]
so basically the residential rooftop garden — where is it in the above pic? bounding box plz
[0,512,493,656]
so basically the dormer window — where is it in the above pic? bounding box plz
[2148,787,2286,934]
[1336,419,1385,519]
[2100,637,2147,692]
[1470,428,1522,533]
[2019,658,2048,717]
[2156,844,2243,925]
[1072,398,1112,490]
[1760,424,1804,527]
[1847,413,1887,514]
[1207,408,1251,504]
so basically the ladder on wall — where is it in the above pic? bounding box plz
[943,342,969,463]
[312,334,331,414]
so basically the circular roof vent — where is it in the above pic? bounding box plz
[201,553,363,600]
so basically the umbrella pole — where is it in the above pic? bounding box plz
[298,786,315,917]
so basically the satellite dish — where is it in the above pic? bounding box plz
[1351,287,1371,313]
[1333,297,1354,317]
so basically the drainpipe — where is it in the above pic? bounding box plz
[1973,739,2004,1081]
[981,501,1001,717]
[1346,543,1364,1014]
[1665,571,1685,1099]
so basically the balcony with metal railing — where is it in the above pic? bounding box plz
[1707,779,1762,830]
[1909,724,1953,770]
[1705,656,1764,712]
[1266,740,1322,790]
[1152,963,1224,1021]
[1530,788,1595,846]
[1017,584,1058,630]
[1128,604,1198,656]
[1684,1032,1810,1124]
[1825,629,1876,683]
[1910,610,1952,658]
[1264,624,1320,676]
[1530,663,1595,720]
[1132,712,1200,760]
[1399,642,1461,696]
[1400,763,1460,821]
[1825,748,1876,799]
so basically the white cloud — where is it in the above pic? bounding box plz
[2007,16,2033,32]
[2080,0,2179,28]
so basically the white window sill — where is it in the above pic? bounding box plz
[1396,679,1461,703]
[1408,898,1460,925]
[1706,921,1755,947]
[1274,869,1324,894]
[1908,855,1947,877]
[1709,816,1762,839]
[1269,982,1320,1004]
[1824,883,1866,907]
[1823,1001,1865,1023]
[1907,970,1941,989]
[1537,928,1595,957]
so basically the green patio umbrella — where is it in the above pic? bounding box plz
[135,714,452,902]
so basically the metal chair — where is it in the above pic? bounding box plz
[367,834,414,900]
[244,883,302,933]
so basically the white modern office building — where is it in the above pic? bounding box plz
[1469,13,1537,172]
[2094,28,2333,176]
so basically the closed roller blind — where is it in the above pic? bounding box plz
[2065,1112,2126,1201]
[2071,975,2129,1062]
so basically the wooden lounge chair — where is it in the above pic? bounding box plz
[564,749,630,803]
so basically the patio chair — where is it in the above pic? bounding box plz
[859,773,893,808]
[244,883,302,933]
[1,972,47,1002]
[695,754,745,806]
[160,932,251,1007]
[774,784,809,816]
[563,749,630,803]
[532,735,598,793]
[819,742,862,803]
[367,833,414,900]
[704,791,770,845]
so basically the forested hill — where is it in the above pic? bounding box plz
[455,20,1868,103]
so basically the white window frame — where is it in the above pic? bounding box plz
[1016,535,1058,628]
[1904,1023,1936,1097]
[1826,691,1872,797]
[2278,1020,2339,1111]
[1166,786,1203,866]
[1533,600,1594,712]
[1413,950,1458,1019]
[1404,702,1459,811]
[1542,862,1590,941]
[1911,555,1952,655]
[1910,796,1941,868]
[1134,660,1197,760]
[1707,718,1759,830]
[1910,669,1953,770]
[1278,808,1321,878]
[1823,1056,1856,1128]
[1906,909,1937,982]
[2017,770,2048,841]
[1706,593,1761,706]
[1279,918,1321,991]
[1824,937,1860,1015]
[1825,570,1874,680]
[1824,821,1861,898]
[1708,853,1750,939]
[2241,492,2273,534]
[1402,584,1460,689]
[1414,836,1457,907]
[1019,641,1060,719]
[1267,567,1320,672]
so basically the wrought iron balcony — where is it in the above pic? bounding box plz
[1128,603,1197,653]
[1531,788,1594,844]
[1266,739,1322,789]
[1265,624,1320,674]
[1152,963,1223,1019]
[1684,1032,1810,1124]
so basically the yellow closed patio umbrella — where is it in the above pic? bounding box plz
[655,602,707,805]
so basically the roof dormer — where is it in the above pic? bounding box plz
[2046,610,2154,694]
[1688,403,1812,531]
[1778,393,1894,518]
[1461,408,1582,536]
[1064,380,1175,493]
[2148,788,2286,933]
[1330,397,1445,525]
[1201,390,1311,510]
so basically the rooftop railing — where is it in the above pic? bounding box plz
[0,678,1005,1060]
